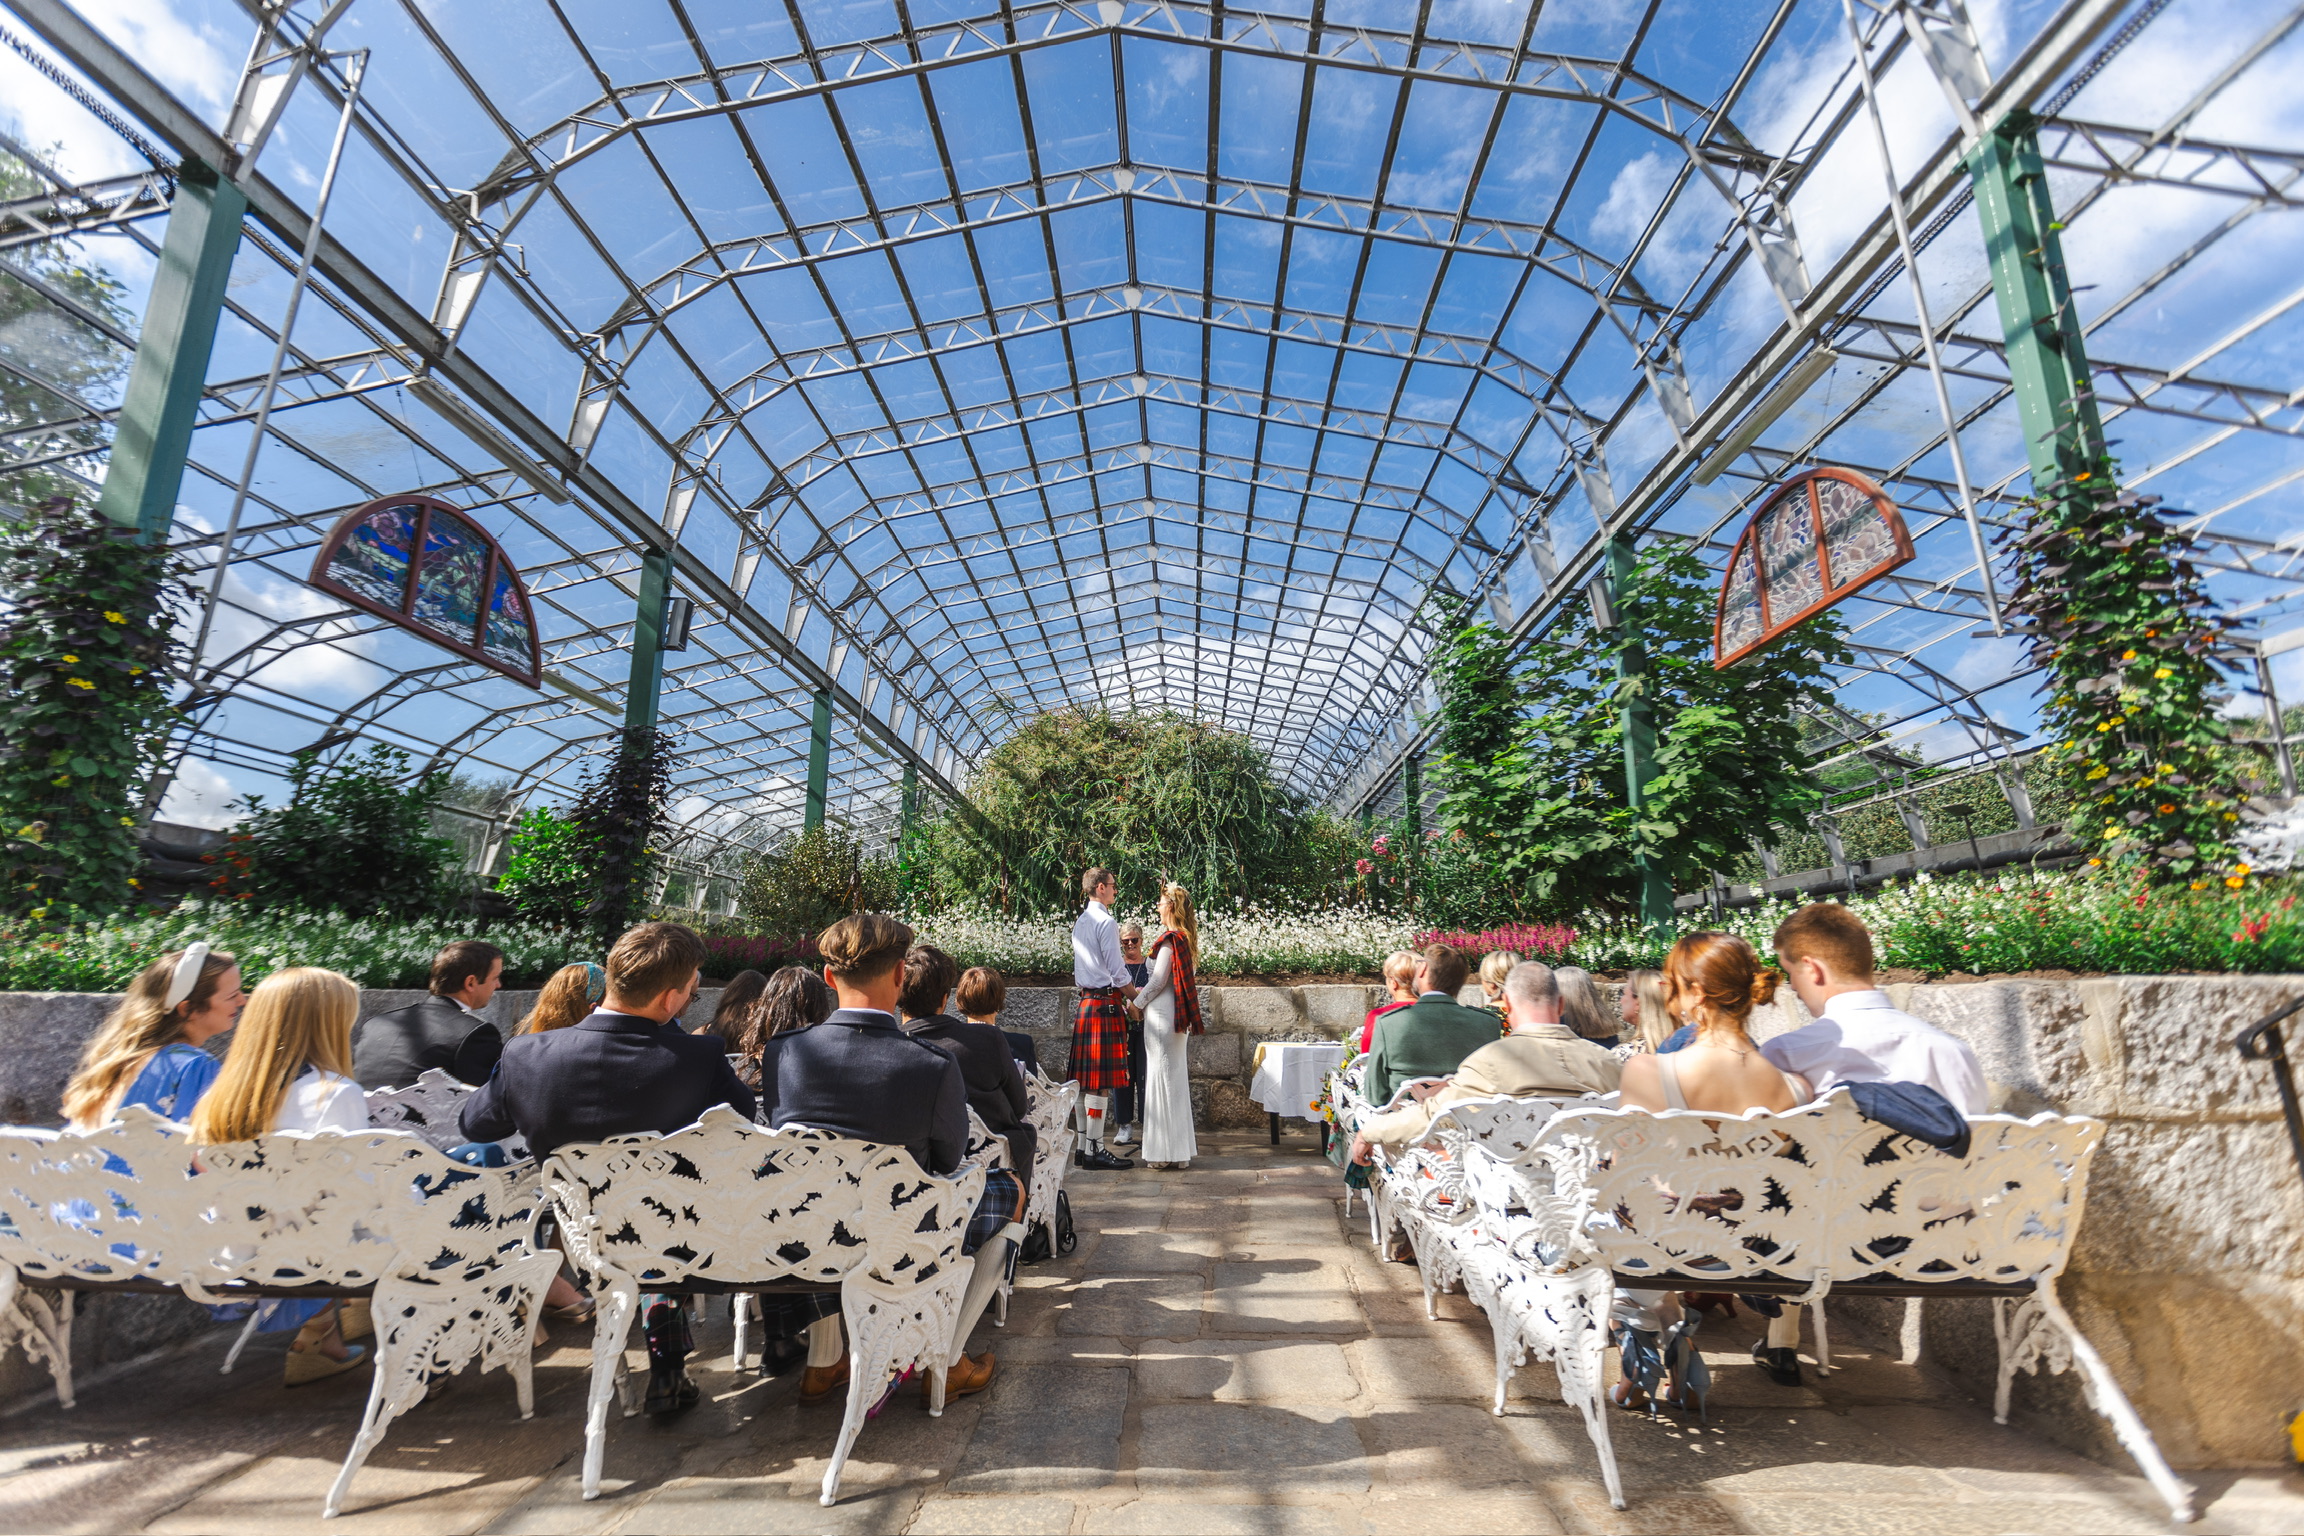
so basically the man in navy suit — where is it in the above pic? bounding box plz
[459,920,750,1413]
[758,912,1022,1406]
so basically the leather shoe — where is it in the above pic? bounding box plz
[800,1355,850,1404]
[1752,1341,1802,1387]
[760,1336,807,1379]
[927,1351,997,1403]
[644,1364,700,1414]
[1074,1147,1135,1171]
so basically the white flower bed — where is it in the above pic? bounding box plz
[905,901,1418,977]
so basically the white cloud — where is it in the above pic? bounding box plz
[181,559,386,701]
[157,755,240,829]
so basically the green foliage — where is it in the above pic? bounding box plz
[569,727,680,943]
[0,147,134,515]
[905,706,1340,913]
[736,821,901,936]
[0,900,595,992]
[495,805,599,928]
[1432,543,1849,916]
[209,744,462,919]
[2004,478,2255,881]
[0,496,185,917]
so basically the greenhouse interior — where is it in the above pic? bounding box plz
[0,0,2301,1531]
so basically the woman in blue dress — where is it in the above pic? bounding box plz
[61,944,244,1129]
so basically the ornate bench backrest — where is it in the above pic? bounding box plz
[541,1107,985,1292]
[0,1105,543,1294]
[366,1068,530,1161]
[1526,1094,2103,1289]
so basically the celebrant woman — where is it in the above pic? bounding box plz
[1134,883,1202,1169]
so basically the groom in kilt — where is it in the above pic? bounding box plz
[1067,866,1137,1170]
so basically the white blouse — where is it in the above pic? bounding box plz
[273,1067,370,1133]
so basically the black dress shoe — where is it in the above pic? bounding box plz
[1752,1341,1802,1387]
[645,1364,702,1413]
[1075,1147,1135,1170]
[644,1301,700,1414]
[759,1336,807,1379]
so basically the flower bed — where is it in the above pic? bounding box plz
[1410,922,1576,962]
[907,901,1418,978]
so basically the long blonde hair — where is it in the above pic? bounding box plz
[1624,968,1675,1052]
[63,947,237,1128]
[1157,883,1198,964]
[1477,949,1519,1003]
[189,968,358,1143]
[521,962,602,1033]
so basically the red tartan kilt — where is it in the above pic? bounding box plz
[1067,989,1132,1092]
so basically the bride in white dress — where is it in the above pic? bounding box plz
[1135,883,1201,1169]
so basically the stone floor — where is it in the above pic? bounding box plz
[3,1132,2299,1535]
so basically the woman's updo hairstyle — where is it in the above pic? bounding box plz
[1662,931,1778,1029]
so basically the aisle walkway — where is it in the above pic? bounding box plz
[2,1134,2297,1534]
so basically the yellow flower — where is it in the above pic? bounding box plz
[2237,864,2252,876]
[2095,721,2112,731]
[2153,668,2172,680]
[2191,881,2207,890]
[104,611,125,623]
[2122,649,2137,661]
[117,817,134,827]
[2087,858,2103,867]
[2227,876,2246,889]
[60,654,76,664]
[2086,765,2108,779]
[66,678,94,689]
[2225,812,2240,821]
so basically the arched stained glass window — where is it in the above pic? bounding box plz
[1715,467,1915,670]
[310,494,542,687]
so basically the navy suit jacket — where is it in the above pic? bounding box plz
[757,1008,968,1175]
[457,1009,755,1158]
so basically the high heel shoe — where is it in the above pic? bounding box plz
[284,1314,367,1387]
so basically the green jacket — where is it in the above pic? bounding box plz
[1365,994,1503,1105]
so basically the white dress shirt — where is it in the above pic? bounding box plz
[1071,899,1132,990]
[273,1066,372,1133]
[1760,988,1988,1113]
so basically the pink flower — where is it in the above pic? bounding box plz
[1355,858,1374,876]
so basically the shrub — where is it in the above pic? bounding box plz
[496,805,598,928]
[207,744,461,920]
[737,822,900,937]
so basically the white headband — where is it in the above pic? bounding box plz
[164,942,211,1012]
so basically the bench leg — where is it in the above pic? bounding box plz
[730,1291,752,1370]
[1995,1288,2195,1523]
[1269,1112,1280,1145]
[1899,1297,1924,1365]
[220,1308,264,1375]
[1554,1269,1626,1512]
[0,1269,73,1410]
[824,1268,971,1506]
[582,1277,641,1502]
[1810,1299,1831,1376]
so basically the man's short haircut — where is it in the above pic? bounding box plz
[1081,865,1114,898]
[1504,961,1560,1015]
[1420,943,1470,996]
[955,965,1007,1018]
[604,922,704,1003]
[1772,902,1877,981]
[898,944,961,1018]
[819,911,916,982]
[430,940,505,997]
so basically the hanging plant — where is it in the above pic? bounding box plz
[2002,476,2255,883]
[570,726,681,943]
[0,496,186,919]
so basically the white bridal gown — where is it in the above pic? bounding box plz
[1135,945,1198,1165]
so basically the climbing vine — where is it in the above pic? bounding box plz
[570,727,681,942]
[0,497,185,918]
[2004,478,2255,883]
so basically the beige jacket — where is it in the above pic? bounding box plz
[1357,1023,1621,1154]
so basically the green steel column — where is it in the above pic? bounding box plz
[898,760,918,879]
[1967,111,2108,491]
[804,688,832,831]
[623,548,672,735]
[97,162,247,542]
[1612,536,1675,935]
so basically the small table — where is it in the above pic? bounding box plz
[1248,1041,1350,1149]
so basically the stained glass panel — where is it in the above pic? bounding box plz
[483,565,537,674]
[1719,540,1765,658]
[413,508,487,641]
[1758,486,1824,625]
[324,500,417,610]
[1817,474,1901,592]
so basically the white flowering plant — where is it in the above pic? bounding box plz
[906,899,1420,977]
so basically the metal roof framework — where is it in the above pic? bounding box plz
[0,0,2299,878]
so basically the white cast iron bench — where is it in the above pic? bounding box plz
[366,1067,529,1161]
[540,1107,988,1506]
[0,1105,559,1518]
[1021,1071,1079,1255]
[1423,1093,2194,1523]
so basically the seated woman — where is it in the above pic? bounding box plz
[520,962,605,1034]
[724,966,835,1092]
[1475,949,1518,1014]
[693,968,767,1047]
[62,944,245,1129]
[1609,933,1810,1414]
[1555,965,1616,1048]
[189,966,374,1387]
[1357,950,1418,1054]
[1615,968,1674,1055]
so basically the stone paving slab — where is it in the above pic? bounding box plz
[0,1132,2295,1535]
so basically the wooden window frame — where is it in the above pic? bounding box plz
[1713,466,1915,670]
[308,493,543,688]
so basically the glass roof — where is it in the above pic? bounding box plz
[3,0,2301,876]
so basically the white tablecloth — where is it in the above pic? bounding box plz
[1248,1041,1351,1118]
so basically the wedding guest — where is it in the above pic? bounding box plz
[1111,922,1151,1148]
[1556,965,1616,1046]
[1617,968,1675,1052]
[1358,950,1418,1053]
[518,962,605,1034]
[62,944,244,1128]
[696,969,768,1046]
[900,946,1036,1176]
[351,940,506,1089]
[1363,944,1499,1106]
[958,966,1040,1074]
[191,967,373,1387]
[1476,949,1519,1013]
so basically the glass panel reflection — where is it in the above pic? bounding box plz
[1758,486,1823,625]
[483,564,536,673]
[1720,540,1765,658]
[326,500,418,610]
[413,508,487,641]
[1817,474,1899,592]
